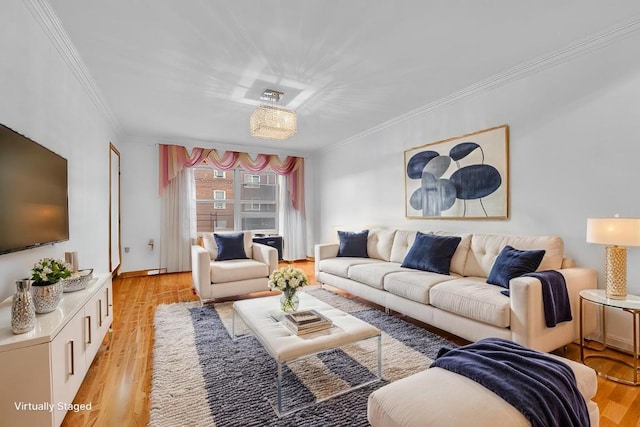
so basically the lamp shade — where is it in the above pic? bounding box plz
[586,217,640,246]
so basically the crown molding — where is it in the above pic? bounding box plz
[319,14,640,155]
[24,0,122,137]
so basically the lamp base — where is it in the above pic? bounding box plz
[605,246,627,299]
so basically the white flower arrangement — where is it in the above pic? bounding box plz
[31,258,72,286]
[268,265,309,292]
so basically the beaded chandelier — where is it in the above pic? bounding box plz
[250,89,297,141]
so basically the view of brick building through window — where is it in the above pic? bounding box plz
[194,166,278,233]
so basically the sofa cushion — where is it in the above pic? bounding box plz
[203,231,253,259]
[389,230,470,276]
[432,232,472,277]
[319,257,383,278]
[210,259,269,283]
[348,262,407,290]
[367,229,397,261]
[383,271,456,305]
[338,230,369,257]
[389,230,418,263]
[401,232,462,275]
[429,278,511,328]
[214,232,248,261]
[463,234,563,278]
[486,245,546,288]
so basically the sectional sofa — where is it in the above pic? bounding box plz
[315,229,597,352]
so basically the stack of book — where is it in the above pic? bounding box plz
[283,310,333,335]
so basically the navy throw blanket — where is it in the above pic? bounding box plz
[432,338,590,427]
[501,270,572,327]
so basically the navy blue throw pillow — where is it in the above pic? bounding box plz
[337,230,369,257]
[401,232,462,275]
[214,232,248,261]
[487,245,546,289]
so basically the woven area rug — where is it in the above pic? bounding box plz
[149,287,456,427]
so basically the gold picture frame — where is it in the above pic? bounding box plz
[404,124,509,219]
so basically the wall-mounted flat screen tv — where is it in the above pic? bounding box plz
[0,123,69,255]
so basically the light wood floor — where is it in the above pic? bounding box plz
[62,261,640,427]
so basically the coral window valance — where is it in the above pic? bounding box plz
[159,144,305,214]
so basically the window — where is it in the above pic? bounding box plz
[213,190,226,209]
[213,169,225,178]
[245,198,261,211]
[243,174,260,188]
[194,166,278,233]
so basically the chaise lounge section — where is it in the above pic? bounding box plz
[367,350,599,426]
[315,229,597,352]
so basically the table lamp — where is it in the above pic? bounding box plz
[586,216,640,299]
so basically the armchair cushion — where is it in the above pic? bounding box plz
[202,231,253,259]
[210,259,269,283]
[214,232,248,261]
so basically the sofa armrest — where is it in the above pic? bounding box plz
[314,243,339,276]
[252,243,278,274]
[191,245,212,298]
[509,267,597,352]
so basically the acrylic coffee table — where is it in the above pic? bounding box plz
[232,292,382,416]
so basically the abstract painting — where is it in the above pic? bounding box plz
[404,125,509,219]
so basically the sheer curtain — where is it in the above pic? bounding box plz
[279,175,306,261]
[160,168,195,272]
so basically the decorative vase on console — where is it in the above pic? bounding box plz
[11,279,36,334]
[268,265,309,312]
[30,258,71,314]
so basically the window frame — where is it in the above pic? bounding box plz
[194,166,278,233]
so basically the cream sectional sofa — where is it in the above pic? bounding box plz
[315,229,597,352]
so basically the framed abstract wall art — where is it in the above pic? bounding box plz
[404,124,509,219]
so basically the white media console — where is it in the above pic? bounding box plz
[0,273,112,426]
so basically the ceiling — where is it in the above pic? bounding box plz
[49,1,640,153]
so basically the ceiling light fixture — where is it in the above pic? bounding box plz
[250,89,297,141]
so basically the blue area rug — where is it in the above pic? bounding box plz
[184,288,456,427]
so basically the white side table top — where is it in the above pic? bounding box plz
[579,289,640,310]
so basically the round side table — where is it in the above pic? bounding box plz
[579,289,640,386]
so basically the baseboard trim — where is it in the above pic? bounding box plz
[119,268,168,278]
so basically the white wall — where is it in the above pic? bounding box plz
[0,2,119,302]
[314,31,640,347]
[119,140,162,272]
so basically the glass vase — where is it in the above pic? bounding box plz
[280,288,299,312]
[12,279,36,334]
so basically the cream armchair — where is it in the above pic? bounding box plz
[191,231,278,299]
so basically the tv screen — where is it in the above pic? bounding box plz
[0,123,69,255]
